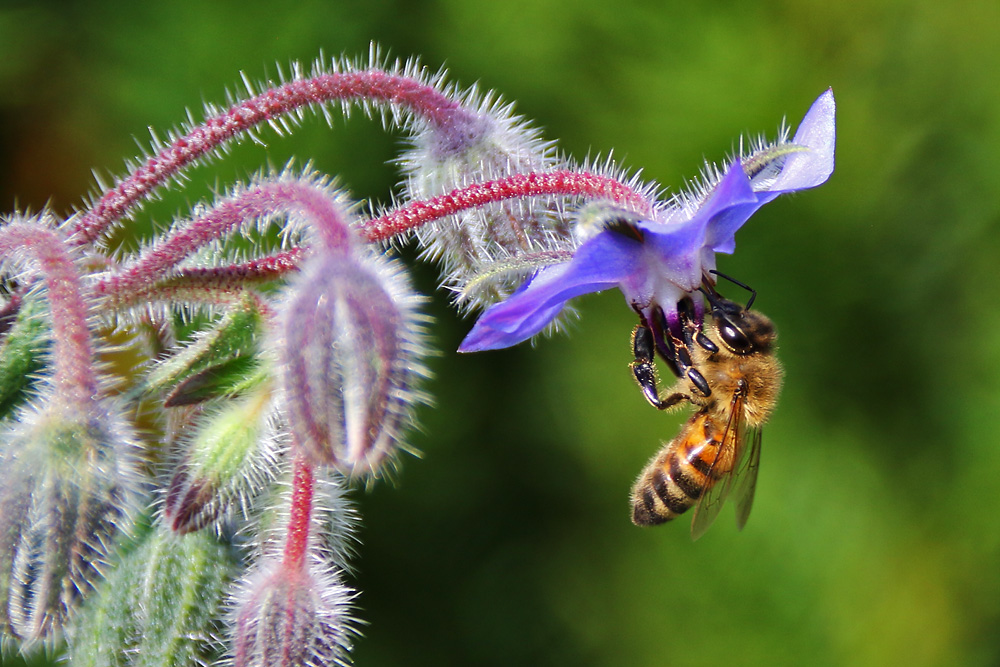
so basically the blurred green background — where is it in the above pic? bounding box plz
[1,0,998,665]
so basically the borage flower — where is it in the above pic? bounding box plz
[458,89,835,352]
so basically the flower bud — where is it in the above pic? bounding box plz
[69,526,236,666]
[163,383,280,535]
[400,92,569,310]
[231,555,355,667]
[231,463,357,667]
[280,250,428,477]
[0,400,139,643]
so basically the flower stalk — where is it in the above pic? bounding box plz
[283,454,315,571]
[96,176,357,306]
[362,169,654,242]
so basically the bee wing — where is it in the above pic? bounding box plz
[732,426,762,531]
[689,392,747,541]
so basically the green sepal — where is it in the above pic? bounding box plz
[0,292,49,420]
[69,523,237,667]
[144,296,264,402]
[163,355,263,407]
[186,383,273,484]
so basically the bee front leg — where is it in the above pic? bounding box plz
[675,298,712,398]
[630,323,692,410]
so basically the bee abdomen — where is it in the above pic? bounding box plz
[631,448,709,526]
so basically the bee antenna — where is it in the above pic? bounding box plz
[707,270,757,309]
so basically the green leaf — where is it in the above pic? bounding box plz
[163,354,263,407]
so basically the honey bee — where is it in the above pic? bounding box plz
[628,281,782,539]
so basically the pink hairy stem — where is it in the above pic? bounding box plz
[282,454,315,571]
[0,223,98,412]
[73,69,478,246]
[362,170,654,242]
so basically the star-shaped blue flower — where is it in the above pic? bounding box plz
[459,89,836,352]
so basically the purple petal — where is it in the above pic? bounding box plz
[693,161,760,256]
[707,89,836,253]
[769,88,836,193]
[458,231,642,351]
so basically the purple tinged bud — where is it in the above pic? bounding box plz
[231,555,355,667]
[163,464,219,535]
[280,250,428,477]
[399,87,568,310]
[0,399,139,643]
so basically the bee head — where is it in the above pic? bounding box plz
[699,270,776,355]
[708,298,776,355]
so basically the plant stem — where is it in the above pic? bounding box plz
[73,69,479,246]
[0,222,97,413]
[363,170,654,241]
[96,180,352,303]
[283,454,315,571]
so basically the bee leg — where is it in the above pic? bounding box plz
[631,323,661,407]
[677,299,719,354]
[677,297,716,355]
[669,299,713,398]
[695,331,718,354]
[687,368,711,397]
[645,305,681,378]
[670,298,719,402]
[631,323,693,410]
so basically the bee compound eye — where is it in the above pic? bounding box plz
[718,319,752,353]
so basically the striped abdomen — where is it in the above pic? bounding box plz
[631,411,734,526]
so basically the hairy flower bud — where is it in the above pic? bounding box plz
[399,90,570,309]
[231,555,355,667]
[163,383,280,534]
[280,250,428,477]
[231,460,357,667]
[70,525,236,666]
[0,400,139,643]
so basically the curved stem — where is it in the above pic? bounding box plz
[113,282,274,318]
[0,222,97,412]
[362,170,654,242]
[73,69,478,246]
[95,181,351,304]
[168,248,305,284]
[107,250,303,314]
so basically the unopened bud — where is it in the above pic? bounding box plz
[401,94,568,309]
[231,554,355,667]
[280,250,428,477]
[69,526,235,666]
[0,400,139,643]
[163,383,280,534]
